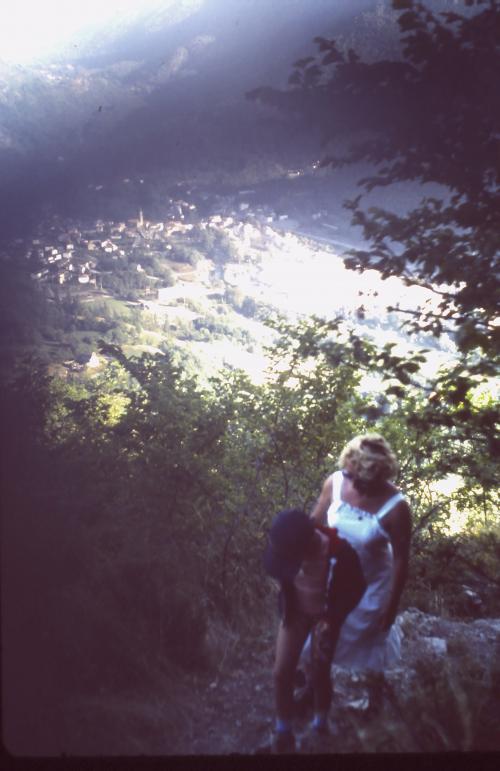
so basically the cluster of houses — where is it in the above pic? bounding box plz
[1,183,335,359]
[3,183,305,300]
[20,198,199,290]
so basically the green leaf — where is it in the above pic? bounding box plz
[385,385,406,398]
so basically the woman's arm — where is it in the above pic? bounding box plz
[380,501,412,630]
[310,476,333,526]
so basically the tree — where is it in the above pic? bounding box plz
[248,0,499,355]
[246,0,499,520]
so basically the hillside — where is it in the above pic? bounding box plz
[0,0,407,241]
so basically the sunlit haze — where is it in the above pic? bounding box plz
[0,0,175,63]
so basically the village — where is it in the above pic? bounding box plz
[11,182,321,291]
[1,181,344,376]
[2,177,450,381]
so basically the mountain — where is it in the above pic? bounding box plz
[0,0,394,240]
[0,1,469,207]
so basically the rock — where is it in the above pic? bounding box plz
[421,636,447,656]
[473,619,500,634]
[346,697,370,712]
[398,608,429,637]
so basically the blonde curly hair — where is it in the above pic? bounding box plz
[338,434,398,484]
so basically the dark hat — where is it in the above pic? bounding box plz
[263,508,315,582]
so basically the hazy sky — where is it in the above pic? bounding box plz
[0,0,178,63]
[1,0,374,64]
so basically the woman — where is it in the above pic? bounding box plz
[309,433,411,673]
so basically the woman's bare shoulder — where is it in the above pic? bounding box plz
[384,497,412,533]
[310,474,335,524]
[324,473,335,490]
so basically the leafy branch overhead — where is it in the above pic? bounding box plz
[247,0,500,355]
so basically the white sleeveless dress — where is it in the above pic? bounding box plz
[326,470,403,672]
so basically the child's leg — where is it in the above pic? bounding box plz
[273,613,313,725]
[310,619,340,720]
[298,631,312,679]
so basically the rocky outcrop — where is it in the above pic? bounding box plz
[254,608,500,754]
[293,608,500,753]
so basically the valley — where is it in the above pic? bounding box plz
[1,170,454,382]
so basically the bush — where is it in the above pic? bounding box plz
[399,651,500,751]
[170,244,202,266]
[404,529,500,619]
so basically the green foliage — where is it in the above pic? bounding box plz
[2,312,498,751]
[97,263,153,299]
[0,262,46,348]
[193,226,239,263]
[170,243,204,266]
[405,528,500,618]
[224,287,258,318]
[191,313,252,345]
[148,256,176,284]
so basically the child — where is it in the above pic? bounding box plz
[263,508,366,753]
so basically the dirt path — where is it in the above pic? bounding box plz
[64,610,500,756]
[183,646,276,755]
[184,647,393,755]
